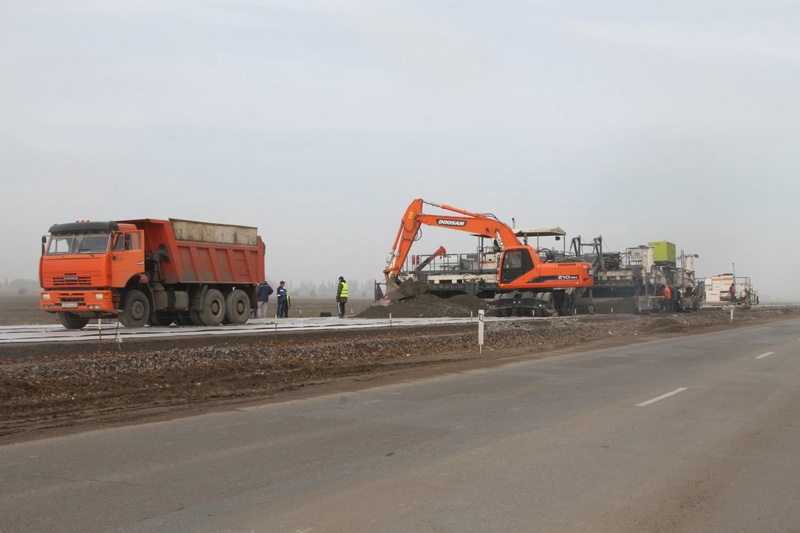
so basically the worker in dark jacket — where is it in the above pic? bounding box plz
[276,281,289,318]
[336,276,349,318]
[257,281,273,318]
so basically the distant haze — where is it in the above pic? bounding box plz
[2,1,798,301]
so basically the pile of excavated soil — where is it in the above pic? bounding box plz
[358,294,488,318]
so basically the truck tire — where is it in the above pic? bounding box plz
[225,289,250,325]
[58,311,90,330]
[189,310,204,326]
[120,289,150,328]
[199,288,225,326]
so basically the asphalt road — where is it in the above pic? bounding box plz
[2,319,799,532]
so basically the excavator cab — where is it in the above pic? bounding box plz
[499,247,535,284]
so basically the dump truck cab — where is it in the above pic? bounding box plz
[40,221,146,328]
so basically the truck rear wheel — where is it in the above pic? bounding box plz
[120,289,150,328]
[189,310,204,326]
[225,289,250,325]
[58,311,90,330]
[199,288,226,326]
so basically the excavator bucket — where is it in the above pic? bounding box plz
[385,277,428,301]
[384,278,407,301]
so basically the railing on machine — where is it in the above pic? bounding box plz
[404,247,500,277]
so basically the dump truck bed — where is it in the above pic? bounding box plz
[121,218,265,285]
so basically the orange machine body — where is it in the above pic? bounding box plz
[384,199,593,291]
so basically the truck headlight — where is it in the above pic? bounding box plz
[94,293,105,300]
[42,293,51,300]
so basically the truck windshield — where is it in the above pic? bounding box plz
[46,232,111,255]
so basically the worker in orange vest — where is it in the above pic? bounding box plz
[661,285,672,313]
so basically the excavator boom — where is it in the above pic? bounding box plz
[384,199,522,278]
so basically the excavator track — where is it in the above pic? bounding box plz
[486,288,583,317]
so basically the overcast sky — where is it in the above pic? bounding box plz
[2,1,798,300]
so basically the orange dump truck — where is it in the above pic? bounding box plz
[39,218,265,329]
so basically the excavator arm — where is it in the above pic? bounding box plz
[384,198,523,278]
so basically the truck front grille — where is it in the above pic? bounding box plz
[51,275,93,287]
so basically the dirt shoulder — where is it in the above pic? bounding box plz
[2,306,799,445]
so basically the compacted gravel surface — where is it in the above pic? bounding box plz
[2,291,798,444]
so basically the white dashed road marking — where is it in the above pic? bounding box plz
[636,388,688,407]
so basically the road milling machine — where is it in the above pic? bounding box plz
[383,199,594,316]
[570,236,701,313]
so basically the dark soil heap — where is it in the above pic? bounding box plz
[358,294,487,318]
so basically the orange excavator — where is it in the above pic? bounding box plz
[383,199,594,316]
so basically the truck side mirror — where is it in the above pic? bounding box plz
[41,236,47,256]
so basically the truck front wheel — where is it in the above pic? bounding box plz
[58,311,90,330]
[120,289,150,328]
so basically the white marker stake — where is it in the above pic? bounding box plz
[115,320,123,347]
[478,310,485,354]
[756,352,775,360]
